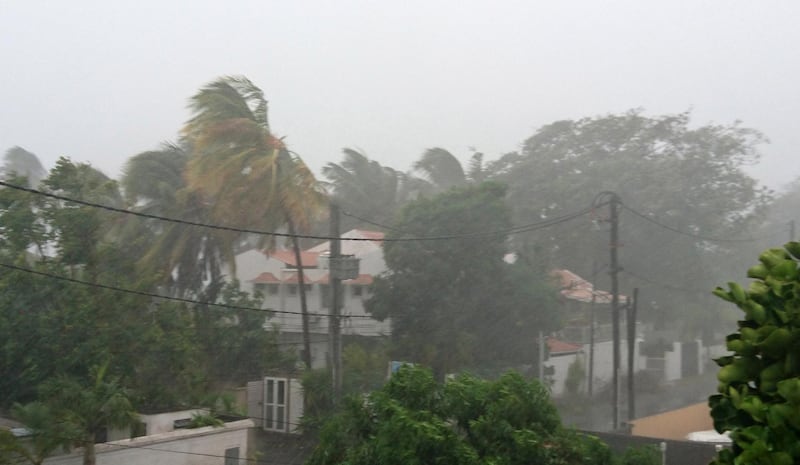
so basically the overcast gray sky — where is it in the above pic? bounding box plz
[2,0,798,190]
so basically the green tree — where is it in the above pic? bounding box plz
[490,110,770,337]
[709,243,800,465]
[366,182,559,378]
[307,365,612,465]
[39,157,124,276]
[0,174,47,258]
[183,75,325,369]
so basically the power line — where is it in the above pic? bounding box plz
[342,204,601,239]
[0,180,597,243]
[620,203,764,243]
[0,262,375,319]
[621,268,713,295]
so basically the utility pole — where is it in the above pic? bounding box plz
[588,261,597,398]
[608,192,621,431]
[627,288,638,422]
[329,203,343,403]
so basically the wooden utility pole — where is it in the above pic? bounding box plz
[588,261,597,398]
[329,203,343,403]
[627,287,638,422]
[608,192,621,431]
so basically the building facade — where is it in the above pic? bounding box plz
[233,229,391,368]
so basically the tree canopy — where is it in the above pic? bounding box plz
[366,182,560,377]
[308,365,612,465]
[490,111,771,337]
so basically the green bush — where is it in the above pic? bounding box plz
[710,243,800,465]
[614,445,660,465]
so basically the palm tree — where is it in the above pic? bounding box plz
[413,147,489,192]
[0,402,70,465]
[183,76,326,369]
[40,364,137,465]
[121,144,237,299]
[322,148,424,229]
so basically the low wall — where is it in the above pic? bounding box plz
[44,420,253,465]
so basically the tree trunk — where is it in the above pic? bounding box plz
[83,439,96,465]
[287,217,312,370]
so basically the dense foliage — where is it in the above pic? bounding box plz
[710,243,800,465]
[366,182,560,377]
[0,160,294,412]
[491,111,771,338]
[308,365,612,465]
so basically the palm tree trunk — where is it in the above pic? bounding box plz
[287,217,312,370]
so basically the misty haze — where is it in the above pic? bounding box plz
[1,2,799,465]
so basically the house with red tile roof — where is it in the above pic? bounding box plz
[232,230,390,369]
[550,269,645,397]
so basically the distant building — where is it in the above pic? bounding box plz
[233,229,391,368]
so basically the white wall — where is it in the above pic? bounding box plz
[579,338,645,394]
[44,420,253,465]
[106,409,207,442]
[664,342,682,382]
[548,353,581,396]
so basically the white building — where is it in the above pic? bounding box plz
[30,412,253,465]
[233,229,391,368]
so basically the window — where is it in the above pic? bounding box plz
[264,377,288,432]
[352,285,363,297]
[287,284,298,295]
[267,283,279,295]
[225,447,240,465]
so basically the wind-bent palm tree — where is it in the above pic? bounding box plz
[413,147,489,193]
[183,76,325,369]
[322,148,425,229]
[121,144,237,299]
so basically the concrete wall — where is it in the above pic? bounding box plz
[45,420,253,465]
[583,339,645,393]
[106,409,207,441]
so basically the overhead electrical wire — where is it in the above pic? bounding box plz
[0,180,599,242]
[620,268,714,295]
[0,262,375,319]
[619,203,766,243]
[341,204,602,238]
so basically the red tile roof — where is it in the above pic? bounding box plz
[547,337,583,355]
[283,272,315,284]
[268,249,319,267]
[551,269,628,304]
[249,272,281,284]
